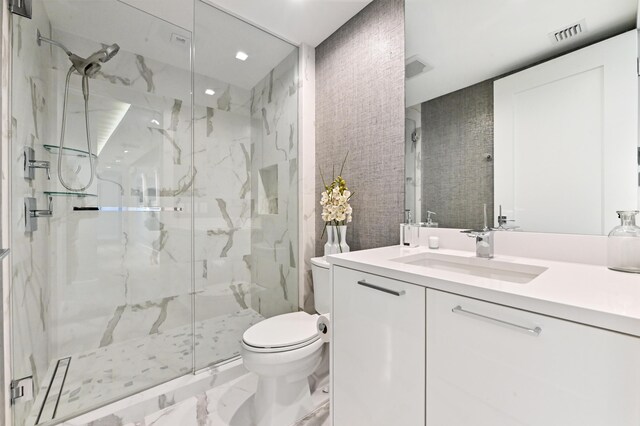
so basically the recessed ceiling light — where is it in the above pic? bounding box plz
[150,119,160,126]
[115,159,121,163]
[235,51,248,61]
[106,166,112,169]
[124,150,129,153]
[205,89,215,96]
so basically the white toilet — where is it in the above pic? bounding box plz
[241,256,330,426]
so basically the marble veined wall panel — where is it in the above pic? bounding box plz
[250,50,299,319]
[45,25,194,367]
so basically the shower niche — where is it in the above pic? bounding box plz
[258,164,279,215]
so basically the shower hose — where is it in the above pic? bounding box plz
[57,65,95,192]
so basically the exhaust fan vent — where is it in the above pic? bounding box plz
[406,55,433,80]
[549,19,587,43]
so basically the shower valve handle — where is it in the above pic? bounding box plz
[24,147,50,180]
[28,160,51,180]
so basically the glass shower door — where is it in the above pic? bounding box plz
[10,1,193,424]
[192,1,299,370]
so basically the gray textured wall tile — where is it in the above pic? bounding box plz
[421,80,494,230]
[315,0,405,255]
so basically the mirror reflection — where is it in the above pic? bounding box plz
[405,0,640,235]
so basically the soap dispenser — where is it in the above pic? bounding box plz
[424,211,438,228]
[607,211,640,273]
[402,209,419,247]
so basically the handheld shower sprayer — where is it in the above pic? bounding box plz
[36,30,120,192]
[38,30,120,77]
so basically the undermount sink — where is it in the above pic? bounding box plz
[391,252,547,284]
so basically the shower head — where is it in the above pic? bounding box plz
[37,30,120,77]
[73,44,120,78]
[101,44,120,62]
[85,43,121,65]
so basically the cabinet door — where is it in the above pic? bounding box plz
[426,289,640,426]
[332,266,425,426]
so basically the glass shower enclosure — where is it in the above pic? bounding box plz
[8,1,299,425]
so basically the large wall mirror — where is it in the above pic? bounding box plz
[405,0,640,235]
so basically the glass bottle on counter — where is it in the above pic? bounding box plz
[607,210,640,273]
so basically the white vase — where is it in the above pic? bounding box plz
[336,225,350,253]
[324,225,339,256]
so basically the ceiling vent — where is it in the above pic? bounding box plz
[405,55,433,80]
[549,19,587,43]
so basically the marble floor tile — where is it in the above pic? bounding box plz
[32,309,263,423]
[122,372,329,426]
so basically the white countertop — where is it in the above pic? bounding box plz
[327,245,640,338]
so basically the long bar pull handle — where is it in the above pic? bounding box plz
[73,206,183,212]
[357,280,405,296]
[452,305,542,336]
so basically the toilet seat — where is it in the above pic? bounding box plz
[242,312,320,353]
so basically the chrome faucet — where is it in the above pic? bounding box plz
[461,203,494,258]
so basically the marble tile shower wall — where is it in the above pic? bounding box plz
[10,5,56,423]
[249,51,299,319]
[192,58,256,369]
[46,28,194,366]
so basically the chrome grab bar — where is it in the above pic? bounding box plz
[357,280,405,297]
[73,206,183,212]
[452,305,542,336]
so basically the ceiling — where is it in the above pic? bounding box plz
[193,3,297,90]
[406,0,639,107]
[44,0,372,90]
[44,0,292,90]
[119,0,372,47]
[200,0,372,46]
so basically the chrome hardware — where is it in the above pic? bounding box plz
[9,0,31,18]
[318,323,328,334]
[496,205,519,231]
[0,248,9,261]
[10,376,34,404]
[462,203,494,258]
[357,280,405,296]
[35,357,71,423]
[24,147,51,180]
[461,228,494,258]
[73,206,183,212]
[497,204,508,227]
[452,305,542,336]
[404,209,412,224]
[25,196,53,232]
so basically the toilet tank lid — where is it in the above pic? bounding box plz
[310,256,330,269]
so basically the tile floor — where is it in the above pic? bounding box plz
[122,372,330,426]
[31,310,264,423]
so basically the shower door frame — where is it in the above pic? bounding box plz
[2,0,15,423]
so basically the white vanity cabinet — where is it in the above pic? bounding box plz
[332,265,426,426]
[426,289,640,425]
